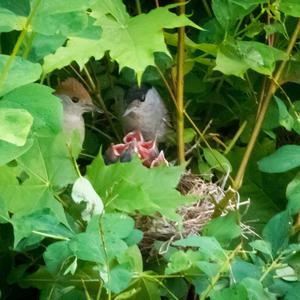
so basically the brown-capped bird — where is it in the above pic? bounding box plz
[55,77,98,146]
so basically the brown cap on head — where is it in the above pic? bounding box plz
[55,77,92,105]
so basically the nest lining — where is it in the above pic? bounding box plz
[135,172,238,254]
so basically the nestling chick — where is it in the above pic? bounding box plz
[104,130,169,167]
[55,77,98,146]
[122,85,169,142]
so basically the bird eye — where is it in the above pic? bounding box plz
[71,96,80,103]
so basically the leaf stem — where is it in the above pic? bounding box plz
[224,121,247,155]
[0,0,42,92]
[233,18,300,190]
[135,0,142,14]
[200,244,242,300]
[22,32,36,59]
[259,254,283,283]
[176,0,186,165]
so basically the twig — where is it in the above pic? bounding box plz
[176,0,186,164]
[234,18,300,190]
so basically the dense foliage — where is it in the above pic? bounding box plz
[1,0,300,299]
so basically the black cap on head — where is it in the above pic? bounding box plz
[124,83,151,104]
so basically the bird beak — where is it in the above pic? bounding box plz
[123,99,141,116]
[84,103,102,113]
[123,106,136,117]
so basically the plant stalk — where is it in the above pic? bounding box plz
[233,18,300,190]
[176,0,186,165]
[0,0,42,92]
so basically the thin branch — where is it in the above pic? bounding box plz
[176,0,186,164]
[233,18,300,190]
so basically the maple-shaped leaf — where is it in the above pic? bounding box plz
[0,134,77,225]
[43,1,201,81]
[86,154,194,221]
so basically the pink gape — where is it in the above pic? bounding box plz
[106,130,169,167]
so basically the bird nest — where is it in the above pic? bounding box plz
[135,172,244,255]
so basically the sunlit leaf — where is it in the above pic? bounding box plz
[0,108,33,146]
[215,40,287,78]
[44,2,200,81]
[0,134,77,225]
[87,155,191,221]
[279,0,300,17]
[0,83,63,136]
[0,55,42,96]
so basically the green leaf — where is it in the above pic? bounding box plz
[279,0,300,17]
[262,210,291,256]
[114,289,140,300]
[44,2,200,80]
[286,173,300,214]
[0,7,26,32]
[203,148,232,173]
[11,208,74,250]
[125,275,161,300]
[0,134,77,224]
[196,261,221,278]
[215,40,287,78]
[0,0,30,16]
[44,240,74,274]
[0,138,33,166]
[165,251,193,274]
[212,0,264,30]
[31,0,98,36]
[87,155,190,221]
[184,128,196,143]
[274,96,294,131]
[0,108,33,146]
[69,214,137,264]
[231,260,262,282]
[211,283,248,300]
[258,145,300,173]
[0,83,63,136]
[240,278,276,300]
[22,33,66,63]
[173,236,226,261]
[202,212,241,247]
[0,195,9,223]
[249,240,273,258]
[281,60,300,85]
[291,101,300,135]
[104,265,133,293]
[0,55,42,97]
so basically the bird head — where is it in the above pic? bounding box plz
[122,84,150,116]
[122,84,169,142]
[55,77,99,115]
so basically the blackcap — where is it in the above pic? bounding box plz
[122,85,169,142]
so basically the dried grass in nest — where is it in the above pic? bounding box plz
[135,172,230,254]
